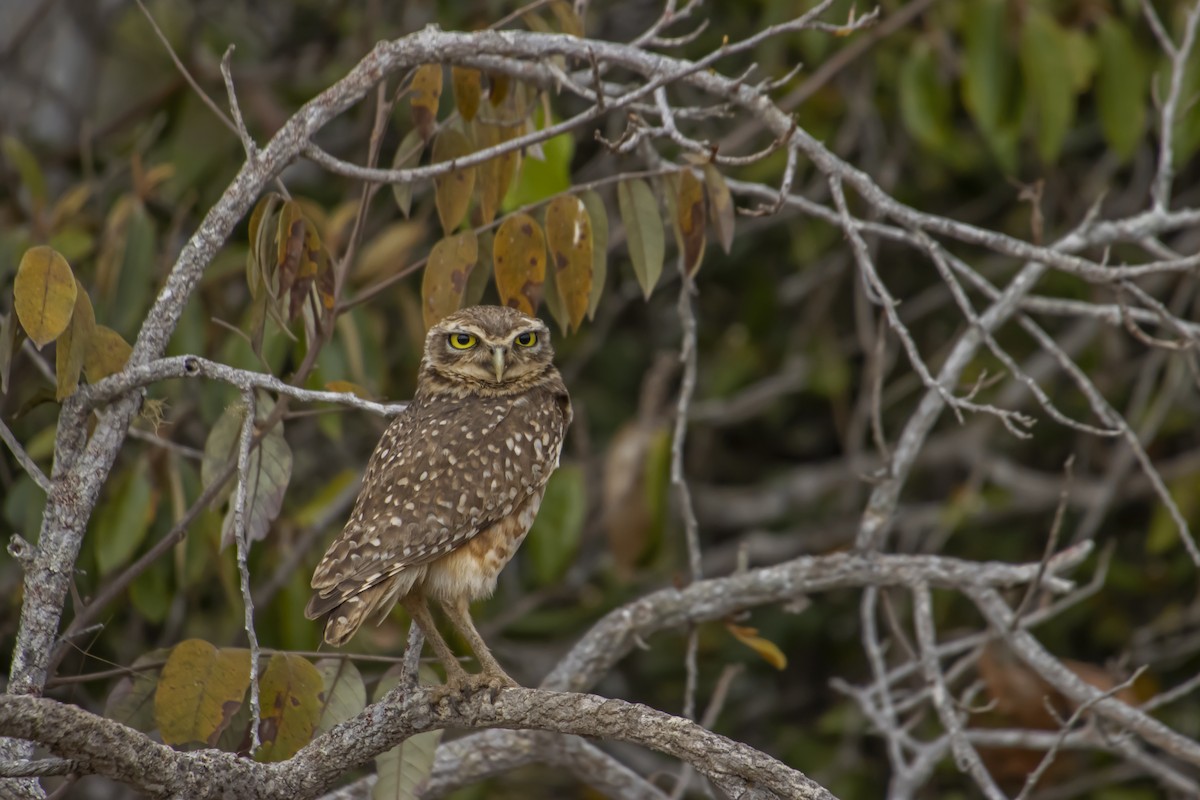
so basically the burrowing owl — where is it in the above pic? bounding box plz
[305,305,571,687]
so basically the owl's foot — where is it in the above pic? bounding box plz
[433,668,518,705]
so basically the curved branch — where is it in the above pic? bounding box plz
[0,687,831,800]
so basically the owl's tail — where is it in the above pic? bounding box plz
[304,568,420,646]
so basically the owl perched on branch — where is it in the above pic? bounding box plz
[305,305,572,687]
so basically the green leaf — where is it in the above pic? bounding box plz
[93,459,157,575]
[2,136,47,213]
[617,179,664,299]
[373,664,443,800]
[1,307,25,394]
[503,107,574,210]
[899,41,952,151]
[113,202,156,338]
[313,658,367,736]
[390,130,424,218]
[960,0,1020,169]
[155,641,252,748]
[255,653,324,762]
[526,464,586,585]
[1096,17,1148,160]
[1019,11,1075,162]
[1062,28,1098,93]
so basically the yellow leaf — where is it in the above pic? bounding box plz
[580,190,608,320]
[55,280,95,400]
[493,213,546,315]
[422,231,479,329]
[475,122,521,225]
[13,246,77,348]
[155,640,251,747]
[451,67,482,122]
[549,0,584,36]
[726,622,788,670]
[324,380,374,399]
[676,169,707,277]
[357,220,426,283]
[545,195,593,332]
[488,73,510,106]
[84,325,133,383]
[432,129,477,236]
[255,653,324,762]
[410,64,444,142]
[702,164,735,255]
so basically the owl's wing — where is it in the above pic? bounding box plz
[306,388,567,615]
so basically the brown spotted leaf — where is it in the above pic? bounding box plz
[155,640,252,748]
[451,67,482,122]
[475,122,520,225]
[422,231,479,329]
[83,325,132,383]
[726,622,788,670]
[545,196,593,332]
[702,163,735,255]
[390,130,424,219]
[14,246,76,348]
[410,64,443,143]
[255,652,324,762]
[617,179,663,299]
[55,280,95,400]
[432,129,476,235]
[676,169,707,277]
[493,213,546,315]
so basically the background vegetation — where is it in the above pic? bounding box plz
[3,0,1200,798]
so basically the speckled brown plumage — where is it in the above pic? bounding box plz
[305,305,571,686]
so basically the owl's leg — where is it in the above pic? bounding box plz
[439,596,519,688]
[402,595,468,685]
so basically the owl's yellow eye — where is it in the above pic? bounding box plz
[514,331,537,348]
[448,332,478,350]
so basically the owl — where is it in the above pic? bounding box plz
[305,305,572,688]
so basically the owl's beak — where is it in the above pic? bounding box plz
[492,347,506,382]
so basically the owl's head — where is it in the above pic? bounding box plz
[421,305,557,396]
